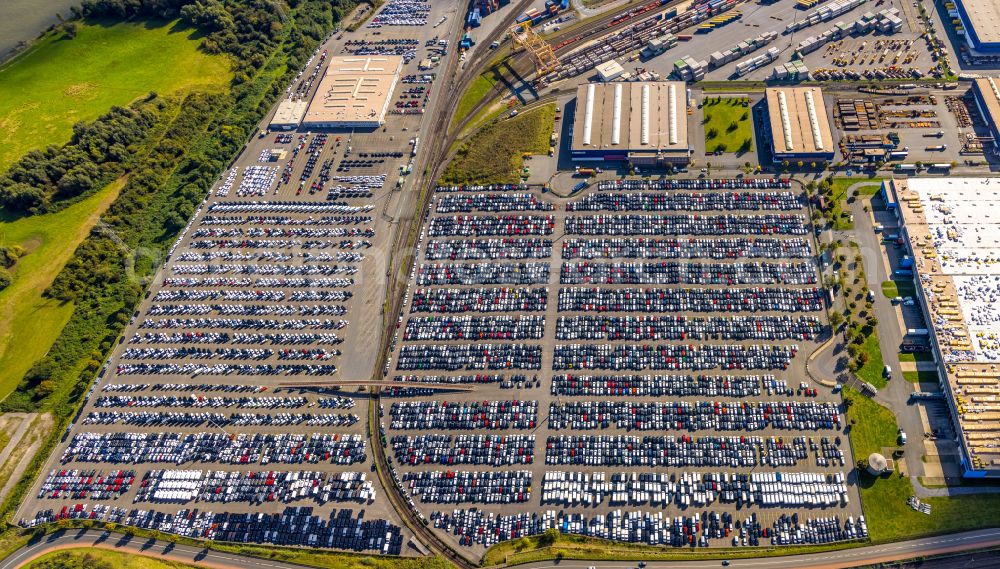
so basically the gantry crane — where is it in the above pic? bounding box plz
[509,23,559,77]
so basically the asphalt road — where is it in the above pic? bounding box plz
[3,528,999,569]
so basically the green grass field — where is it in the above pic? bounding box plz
[0,179,126,401]
[442,103,555,185]
[824,178,882,231]
[702,98,753,154]
[0,18,230,170]
[843,387,1000,542]
[855,322,887,388]
[452,68,501,131]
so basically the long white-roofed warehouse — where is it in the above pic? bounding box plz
[570,81,691,166]
[885,177,1000,478]
[302,55,403,129]
[765,87,835,164]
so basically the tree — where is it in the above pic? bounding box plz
[0,267,11,291]
[63,21,78,39]
[35,379,58,398]
[829,311,845,330]
[540,528,559,546]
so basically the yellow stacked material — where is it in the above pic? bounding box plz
[965,386,1000,395]
[956,370,1000,379]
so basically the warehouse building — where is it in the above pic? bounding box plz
[269,99,309,131]
[570,81,691,166]
[950,0,1000,54]
[302,56,403,129]
[765,87,835,163]
[885,177,1000,478]
[972,78,1000,151]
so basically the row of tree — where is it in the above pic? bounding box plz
[0,104,158,212]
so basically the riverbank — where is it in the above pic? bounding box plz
[0,0,80,62]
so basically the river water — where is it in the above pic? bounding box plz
[0,0,81,62]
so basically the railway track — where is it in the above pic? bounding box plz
[364,0,541,564]
[368,395,480,568]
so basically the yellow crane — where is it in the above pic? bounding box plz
[509,23,559,77]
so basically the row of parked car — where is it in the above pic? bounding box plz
[546,400,840,432]
[416,262,550,286]
[596,179,792,191]
[428,215,556,237]
[25,506,402,554]
[558,261,817,286]
[551,343,799,371]
[389,400,538,430]
[436,193,555,213]
[556,286,825,313]
[61,432,367,465]
[544,435,814,468]
[554,315,822,342]
[561,237,813,260]
[564,214,808,236]
[425,237,553,260]
[403,470,532,504]
[566,191,801,212]
[540,470,849,509]
[404,315,545,341]
[133,469,375,505]
[549,373,781,397]
[431,507,864,548]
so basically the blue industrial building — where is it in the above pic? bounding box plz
[949,0,1000,54]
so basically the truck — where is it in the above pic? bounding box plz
[900,340,930,352]
[894,269,913,278]
[573,181,589,192]
[925,144,947,151]
[575,167,595,177]
[906,328,930,337]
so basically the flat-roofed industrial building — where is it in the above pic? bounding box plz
[765,87,835,163]
[570,81,691,166]
[269,99,309,131]
[950,0,1000,54]
[972,78,1000,151]
[885,177,1000,478]
[303,56,403,129]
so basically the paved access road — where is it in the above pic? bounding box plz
[2,528,999,569]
